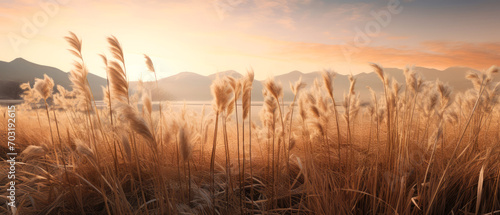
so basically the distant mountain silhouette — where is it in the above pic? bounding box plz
[131,66,491,102]
[1,58,495,102]
[207,70,243,80]
[0,58,107,99]
[133,71,264,101]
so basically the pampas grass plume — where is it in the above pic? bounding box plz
[117,103,155,144]
[34,74,54,100]
[21,145,46,160]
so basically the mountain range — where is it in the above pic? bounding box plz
[0,58,107,100]
[0,58,493,102]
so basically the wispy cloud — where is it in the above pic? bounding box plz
[265,38,500,70]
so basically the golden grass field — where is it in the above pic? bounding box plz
[1,33,500,214]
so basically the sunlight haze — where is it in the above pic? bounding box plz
[1,0,499,80]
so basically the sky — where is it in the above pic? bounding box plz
[1,0,499,81]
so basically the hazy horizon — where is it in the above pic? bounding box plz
[1,57,489,81]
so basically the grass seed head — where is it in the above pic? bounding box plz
[34,74,54,100]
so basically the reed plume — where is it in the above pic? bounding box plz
[142,89,153,116]
[107,36,129,104]
[241,69,255,210]
[209,76,232,208]
[99,54,114,111]
[226,76,245,212]
[120,133,132,162]
[264,79,285,156]
[21,145,47,161]
[370,63,396,164]
[321,70,342,166]
[34,74,54,100]
[117,103,155,145]
[108,61,129,103]
[288,77,305,170]
[20,81,41,108]
[34,74,57,151]
[65,32,92,105]
[144,54,163,145]
[264,78,287,204]
[102,86,111,109]
[178,122,199,203]
[107,35,125,64]
[74,139,96,162]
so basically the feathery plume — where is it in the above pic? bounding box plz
[436,79,452,110]
[102,86,111,108]
[144,54,155,73]
[425,91,439,115]
[121,134,132,162]
[242,72,253,120]
[466,71,482,90]
[33,74,54,100]
[348,74,356,95]
[20,81,41,107]
[21,145,46,161]
[264,78,283,101]
[142,90,152,115]
[322,70,336,99]
[117,103,155,144]
[108,61,129,103]
[65,32,92,104]
[107,35,124,63]
[405,68,418,93]
[178,124,190,161]
[211,77,232,113]
[486,65,498,81]
[178,123,198,161]
[99,53,107,66]
[65,31,82,58]
[247,69,254,83]
[370,63,385,81]
[75,139,96,161]
[264,95,278,114]
[226,98,235,116]
[291,76,306,96]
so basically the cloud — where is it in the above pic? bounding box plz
[385,36,410,41]
[250,0,313,29]
[350,42,500,69]
[321,2,374,22]
[260,37,500,70]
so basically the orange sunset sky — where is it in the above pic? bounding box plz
[1,0,499,81]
